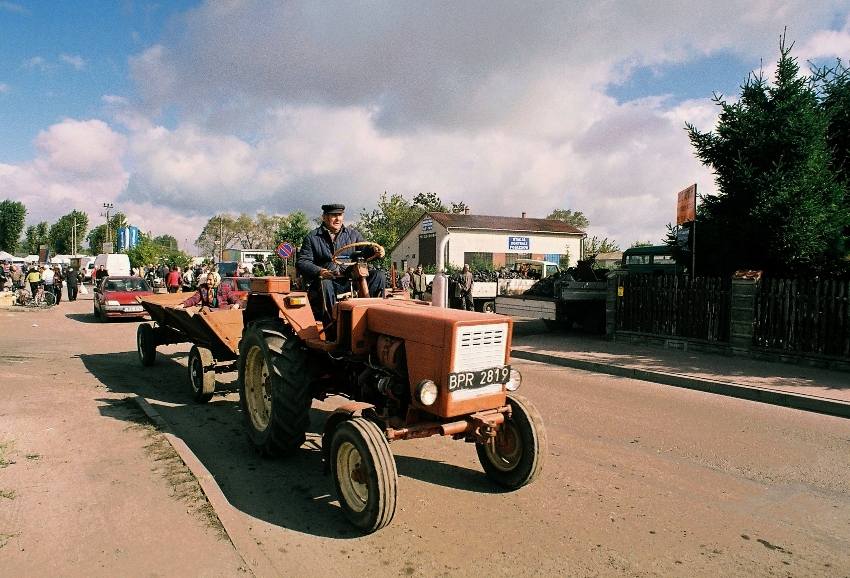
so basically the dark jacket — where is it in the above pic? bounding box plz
[181,283,240,308]
[296,224,377,283]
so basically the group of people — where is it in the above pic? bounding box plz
[3,263,84,304]
[397,264,427,300]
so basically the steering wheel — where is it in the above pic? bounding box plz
[332,242,384,266]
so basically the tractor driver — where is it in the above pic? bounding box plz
[297,203,387,319]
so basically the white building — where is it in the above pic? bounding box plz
[390,211,586,272]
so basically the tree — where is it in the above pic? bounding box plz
[195,214,240,260]
[48,210,89,255]
[546,209,589,230]
[357,193,425,267]
[0,200,26,254]
[271,211,311,275]
[687,34,850,277]
[86,213,128,255]
[152,234,179,250]
[23,222,49,255]
[583,236,619,256]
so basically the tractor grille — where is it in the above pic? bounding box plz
[452,322,509,372]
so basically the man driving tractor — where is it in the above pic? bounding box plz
[297,203,387,321]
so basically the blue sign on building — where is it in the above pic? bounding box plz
[508,236,530,251]
[422,217,433,232]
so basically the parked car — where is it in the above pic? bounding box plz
[93,276,154,322]
[220,277,252,301]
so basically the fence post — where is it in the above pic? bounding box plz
[729,271,760,355]
[606,269,627,339]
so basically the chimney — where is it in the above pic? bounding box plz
[522,212,526,218]
[464,207,470,215]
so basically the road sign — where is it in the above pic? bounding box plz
[277,242,294,259]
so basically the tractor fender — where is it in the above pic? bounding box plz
[322,401,376,474]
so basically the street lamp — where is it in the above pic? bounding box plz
[102,203,114,247]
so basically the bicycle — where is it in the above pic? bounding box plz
[15,285,56,308]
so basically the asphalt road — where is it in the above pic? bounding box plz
[2,296,850,577]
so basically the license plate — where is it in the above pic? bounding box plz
[123,306,143,312]
[447,365,511,392]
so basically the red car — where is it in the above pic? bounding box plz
[220,277,252,301]
[93,276,154,322]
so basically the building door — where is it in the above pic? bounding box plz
[418,233,437,267]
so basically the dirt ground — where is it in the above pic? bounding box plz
[0,294,246,577]
[2,291,849,578]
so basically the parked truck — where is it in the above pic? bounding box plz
[495,261,608,333]
[462,259,561,312]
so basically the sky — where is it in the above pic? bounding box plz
[2,1,850,254]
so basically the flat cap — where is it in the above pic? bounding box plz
[321,203,345,214]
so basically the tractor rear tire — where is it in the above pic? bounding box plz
[188,345,216,403]
[476,393,546,489]
[330,418,397,533]
[238,318,311,457]
[137,323,157,367]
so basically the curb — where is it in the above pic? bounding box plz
[510,349,850,419]
[133,395,283,578]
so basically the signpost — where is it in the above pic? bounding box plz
[676,184,697,277]
[277,242,295,275]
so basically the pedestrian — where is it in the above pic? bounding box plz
[52,265,63,303]
[42,265,55,298]
[457,263,474,311]
[65,265,81,302]
[10,265,24,291]
[26,265,42,296]
[95,264,109,286]
[399,267,411,292]
[166,265,182,293]
[182,267,194,290]
[411,264,427,300]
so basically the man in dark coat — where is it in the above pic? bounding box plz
[297,203,386,319]
[64,266,82,302]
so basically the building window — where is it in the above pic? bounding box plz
[504,253,531,267]
[463,252,494,270]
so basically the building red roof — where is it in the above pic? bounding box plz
[428,212,584,234]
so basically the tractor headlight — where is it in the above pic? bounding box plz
[505,368,522,392]
[415,380,438,406]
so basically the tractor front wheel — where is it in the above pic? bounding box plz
[188,345,216,403]
[237,318,311,457]
[476,393,546,489]
[330,418,397,533]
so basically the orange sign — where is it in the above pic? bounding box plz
[676,184,696,225]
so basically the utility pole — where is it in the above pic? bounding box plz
[102,202,114,250]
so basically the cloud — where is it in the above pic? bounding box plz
[0,2,29,15]
[60,54,85,71]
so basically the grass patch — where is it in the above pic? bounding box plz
[0,489,18,500]
[0,441,16,468]
[0,532,21,549]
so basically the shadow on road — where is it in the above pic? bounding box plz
[79,349,498,538]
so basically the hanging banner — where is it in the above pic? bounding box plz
[676,184,696,225]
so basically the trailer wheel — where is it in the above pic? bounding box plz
[238,318,311,457]
[476,393,546,489]
[481,300,495,313]
[188,345,215,403]
[330,418,397,533]
[137,323,157,367]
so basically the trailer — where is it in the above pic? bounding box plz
[135,292,244,403]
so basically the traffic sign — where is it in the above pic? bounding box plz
[277,242,294,259]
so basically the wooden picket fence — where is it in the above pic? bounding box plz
[753,278,850,357]
[614,275,731,341]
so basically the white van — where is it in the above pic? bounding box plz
[92,253,131,278]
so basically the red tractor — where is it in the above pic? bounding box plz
[141,243,546,533]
